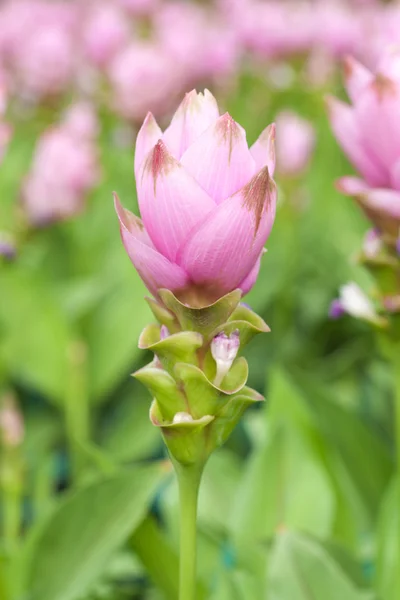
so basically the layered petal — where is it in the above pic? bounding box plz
[163,89,219,159]
[355,188,400,238]
[137,140,215,261]
[180,113,255,204]
[343,56,373,103]
[134,112,162,180]
[238,251,264,296]
[354,77,400,175]
[114,193,189,296]
[177,167,276,296]
[336,176,370,196]
[250,123,276,176]
[390,158,400,191]
[326,96,387,187]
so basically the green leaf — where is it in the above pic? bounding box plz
[100,385,161,462]
[23,463,166,600]
[0,269,71,403]
[84,269,152,402]
[231,423,334,542]
[268,531,375,600]
[291,370,393,518]
[376,478,399,600]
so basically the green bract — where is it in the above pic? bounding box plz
[134,289,268,465]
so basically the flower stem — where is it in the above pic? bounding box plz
[175,462,204,600]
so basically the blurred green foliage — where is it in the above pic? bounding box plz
[0,65,397,599]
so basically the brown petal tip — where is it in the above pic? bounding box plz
[144,139,176,183]
[242,167,275,235]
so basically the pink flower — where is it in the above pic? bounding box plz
[82,3,130,69]
[62,101,99,140]
[108,41,181,122]
[21,109,100,225]
[115,90,277,306]
[117,0,159,16]
[276,110,315,176]
[327,50,400,238]
[15,25,75,99]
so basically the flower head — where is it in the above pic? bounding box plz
[327,50,400,240]
[115,90,277,307]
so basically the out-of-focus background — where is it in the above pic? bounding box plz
[0,1,397,599]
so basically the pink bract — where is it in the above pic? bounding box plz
[115,90,277,307]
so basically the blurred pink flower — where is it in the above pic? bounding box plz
[15,25,76,99]
[0,80,11,163]
[118,0,159,16]
[115,90,277,305]
[22,109,100,225]
[62,101,99,140]
[276,110,315,176]
[328,50,400,238]
[82,3,130,68]
[109,41,181,122]
[154,2,239,84]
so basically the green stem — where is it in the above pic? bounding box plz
[175,462,204,600]
[394,354,400,476]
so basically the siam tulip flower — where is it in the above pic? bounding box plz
[62,101,99,140]
[327,50,400,243]
[81,3,130,69]
[14,25,75,99]
[21,108,100,226]
[154,3,239,85]
[116,89,275,600]
[276,110,315,176]
[115,89,277,307]
[108,42,182,122]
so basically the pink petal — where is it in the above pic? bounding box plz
[336,176,370,196]
[180,113,256,204]
[114,193,189,296]
[177,167,276,295]
[134,112,162,180]
[137,140,215,261]
[343,56,373,102]
[390,158,400,191]
[358,188,400,219]
[354,77,400,177]
[250,123,276,176]
[162,89,219,159]
[238,251,264,296]
[326,96,387,187]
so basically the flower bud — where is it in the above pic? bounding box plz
[211,330,240,387]
[173,412,194,424]
[329,282,381,324]
[115,89,277,307]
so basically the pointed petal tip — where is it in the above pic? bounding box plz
[242,166,276,234]
[143,138,176,180]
